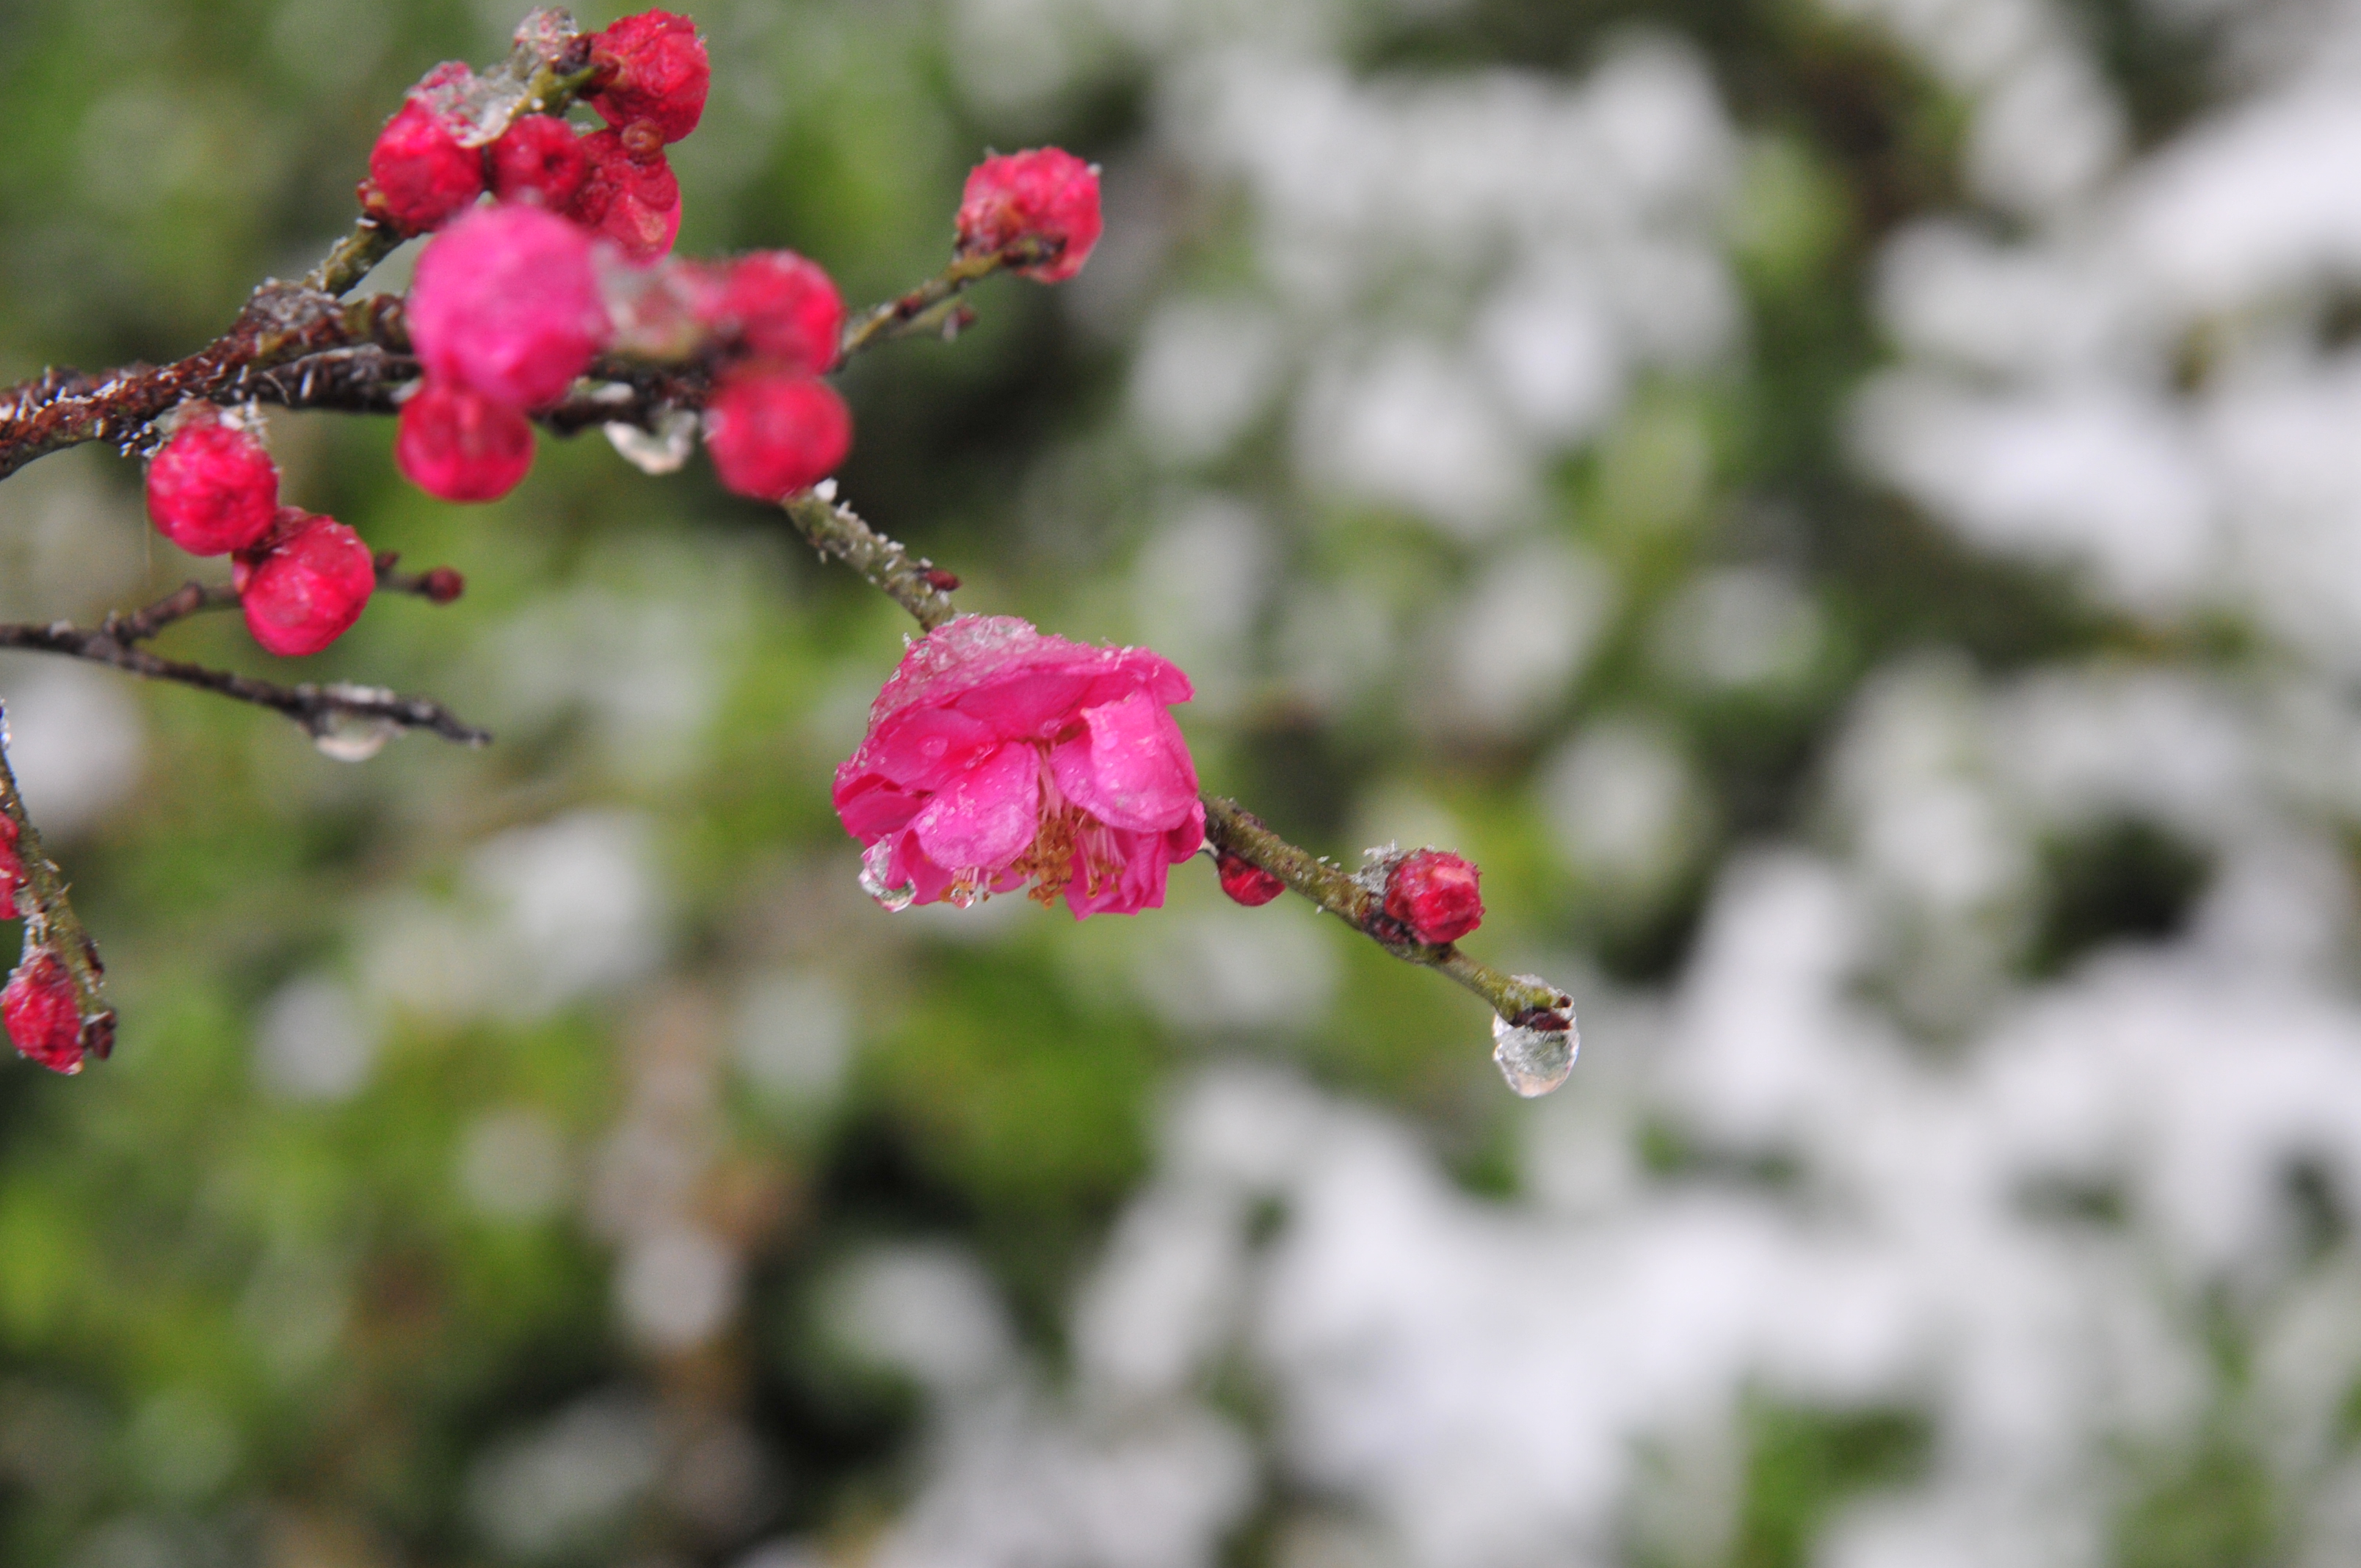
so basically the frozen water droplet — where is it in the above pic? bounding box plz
[605,411,700,476]
[942,870,992,910]
[1490,978,1578,1097]
[860,839,916,912]
[311,710,399,762]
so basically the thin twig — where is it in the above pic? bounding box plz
[838,239,1051,360]
[0,566,489,747]
[782,488,962,631]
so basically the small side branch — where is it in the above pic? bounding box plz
[0,707,114,1063]
[0,567,489,747]
[1197,797,1565,1024]
[838,239,1051,360]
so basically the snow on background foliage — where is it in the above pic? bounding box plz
[811,0,2361,1564]
[8,0,2361,1565]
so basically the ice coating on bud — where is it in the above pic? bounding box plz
[488,114,591,209]
[956,148,1103,283]
[1384,849,1484,945]
[588,10,710,144]
[716,252,844,374]
[407,205,611,409]
[396,379,536,502]
[564,128,682,262]
[235,509,376,658]
[4,951,84,1075]
[704,371,852,501]
[363,91,487,233]
[1216,850,1285,907]
[1490,980,1579,1098]
[144,407,280,556]
[0,815,22,911]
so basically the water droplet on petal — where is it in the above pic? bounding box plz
[605,410,700,475]
[859,839,915,912]
[1490,979,1578,1097]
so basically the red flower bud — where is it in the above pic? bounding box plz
[1216,851,1286,907]
[487,114,591,210]
[363,93,486,234]
[587,10,711,145]
[955,148,1103,283]
[1383,849,1484,945]
[4,951,84,1075]
[704,370,852,501]
[407,205,612,409]
[714,251,844,374]
[144,407,280,556]
[396,379,535,502]
[420,566,466,604]
[563,128,682,263]
[233,509,376,658]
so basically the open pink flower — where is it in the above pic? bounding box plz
[833,616,1204,918]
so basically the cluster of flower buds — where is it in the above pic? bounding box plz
[361,10,706,259]
[145,405,379,657]
[0,823,98,1074]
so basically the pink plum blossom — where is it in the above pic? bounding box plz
[833,615,1204,918]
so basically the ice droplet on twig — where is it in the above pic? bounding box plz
[311,696,403,762]
[1490,976,1578,1097]
[604,411,700,476]
[859,838,916,912]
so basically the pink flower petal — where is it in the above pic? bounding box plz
[911,743,1039,872]
[1049,690,1200,832]
[835,774,923,841]
[863,703,1003,788]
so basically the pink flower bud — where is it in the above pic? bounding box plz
[1216,851,1286,907]
[1383,849,1484,945]
[488,114,591,210]
[407,205,612,408]
[587,10,710,145]
[396,379,536,502]
[143,407,279,556]
[704,371,852,501]
[955,148,1103,283]
[563,128,682,262]
[233,509,376,658]
[4,951,84,1075]
[714,252,844,374]
[362,92,486,234]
